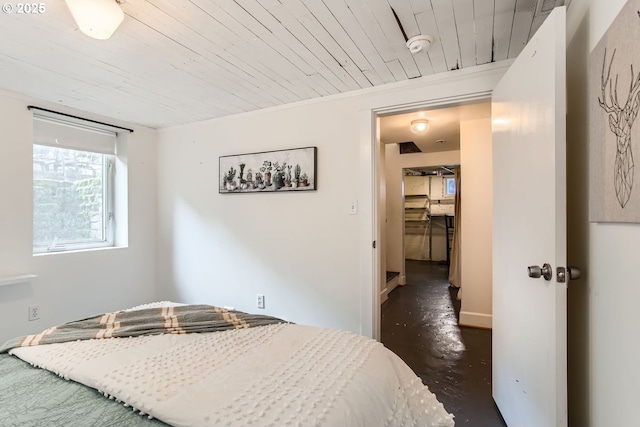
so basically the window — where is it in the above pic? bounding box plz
[444,176,456,197]
[32,113,117,253]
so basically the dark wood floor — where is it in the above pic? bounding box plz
[381,260,507,427]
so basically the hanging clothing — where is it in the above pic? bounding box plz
[448,167,462,289]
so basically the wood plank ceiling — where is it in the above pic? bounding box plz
[0,0,568,128]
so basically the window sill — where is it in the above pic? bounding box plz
[0,274,38,287]
[33,245,127,257]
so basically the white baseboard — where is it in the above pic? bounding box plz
[380,287,388,304]
[459,311,492,329]
[399,274,406,285]
[381,275,401,304]
[386,276,399,294]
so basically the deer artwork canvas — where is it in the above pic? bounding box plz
[590,0,640,223]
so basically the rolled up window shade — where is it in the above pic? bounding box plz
[33,114,116,155]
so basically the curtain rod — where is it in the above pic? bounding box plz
[27,106,134,133]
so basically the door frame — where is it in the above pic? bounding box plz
[367,92,493,340]
[354,61,510,340]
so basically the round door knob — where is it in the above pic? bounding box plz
[567,266,581,280]
[528,266,542,278]
[528,263,552,281]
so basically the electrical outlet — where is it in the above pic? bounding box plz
[28,305,40,321]
[256,294,265,309]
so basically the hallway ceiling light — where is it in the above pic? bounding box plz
[410,119,429,135]
[65,0,124,40]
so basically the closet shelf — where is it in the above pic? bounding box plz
[0,274,37,287]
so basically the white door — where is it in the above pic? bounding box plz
[492,6,567,427]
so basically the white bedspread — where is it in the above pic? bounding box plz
[11,323,454,427]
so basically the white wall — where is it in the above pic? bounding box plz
[0,89,159,344]
[459,118,493,329]
[156,64,506,336]
[566,1,640,426]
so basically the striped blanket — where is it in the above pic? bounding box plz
[0,304,286,353]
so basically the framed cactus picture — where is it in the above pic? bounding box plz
[219,146,317,193]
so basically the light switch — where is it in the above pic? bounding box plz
[349,200,358,215]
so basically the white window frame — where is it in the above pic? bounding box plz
[32,112,119,254]
[442,176,456,198]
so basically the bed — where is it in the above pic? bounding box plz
[0,303,454,427]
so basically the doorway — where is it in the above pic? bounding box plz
[377,101,503,425]
[403,166,456,267]
[377,100,492,317]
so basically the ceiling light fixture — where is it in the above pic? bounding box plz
[406,35,434,54]
[65,0,124,40]
[410,119,429,135]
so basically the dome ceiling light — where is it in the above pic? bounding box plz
[410,119,430,135]
[65,0,124,40]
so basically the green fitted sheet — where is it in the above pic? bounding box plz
[0,354,169,427]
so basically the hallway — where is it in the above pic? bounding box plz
[381,260,506,427]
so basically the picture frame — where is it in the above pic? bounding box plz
[219,146,317,193]
[589,0,640,223]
